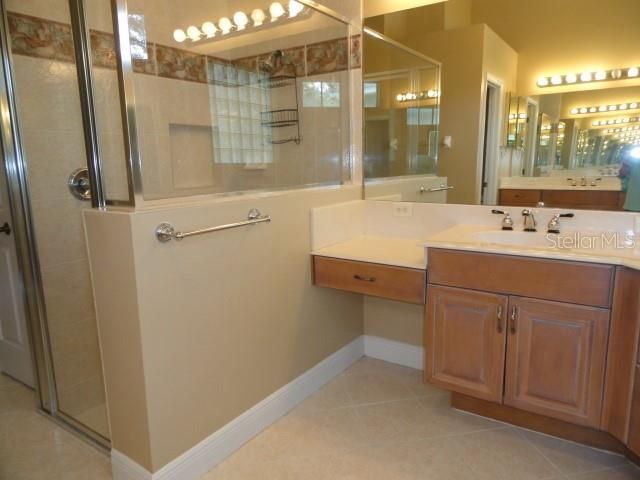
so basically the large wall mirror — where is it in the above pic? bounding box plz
[362,0,640,211]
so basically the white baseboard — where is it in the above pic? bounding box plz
[363,335,424,370]
[111,336,365,480]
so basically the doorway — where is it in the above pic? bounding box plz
[480,77,503,205]
[0,150,33,387]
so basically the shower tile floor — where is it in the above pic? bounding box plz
[2,358,640,479]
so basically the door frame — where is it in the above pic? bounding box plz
[477,73,504,205]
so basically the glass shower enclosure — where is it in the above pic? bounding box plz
[0,0,356,449]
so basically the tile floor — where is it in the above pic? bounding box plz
[202,358,640,480]
[0,373,111,480]
[2,358,640,480]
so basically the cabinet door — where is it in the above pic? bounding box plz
[504,297,610,427]
[425,285,508,403]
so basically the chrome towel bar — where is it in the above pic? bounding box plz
[419,184,454,193]
[155,208,271,243]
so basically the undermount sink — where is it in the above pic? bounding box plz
[472,230,557,248]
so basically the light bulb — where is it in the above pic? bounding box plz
[570,108,578,114]
[173,29,187,42]
[201,22,217,37]
[599,106,607,112]
[609,105,618,111]
[289,0,305,17]
[218,17,233,34]
[589,107,597,113]
[612,69,623,79]
[551,75,562,85]
[595,71,607,81]
[631,103,639,109]
[628,67,639,78]
[396,94,404,102]
[270,2,285,21]
[186,26,201,41]
[620,104,629,110]
[580,72,593,82]
[579,107,588,114]
[537,77,549,87]
[251,9,266,26]
[233,11,249,30]
[565,73,577,83]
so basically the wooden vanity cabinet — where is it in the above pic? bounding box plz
[498,188,624,211]
[426,286,507,403]
[425,249,614,429]
[504,297,609,427]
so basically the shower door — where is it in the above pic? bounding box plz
[0,0,128,444]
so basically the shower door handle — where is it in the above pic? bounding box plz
[0,222,11,236]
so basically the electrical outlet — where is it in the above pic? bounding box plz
[393,203,413,217]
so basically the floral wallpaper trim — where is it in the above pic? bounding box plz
[7,12,362,85]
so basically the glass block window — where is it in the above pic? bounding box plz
[209,62,273,164]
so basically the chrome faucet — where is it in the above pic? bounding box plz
[547,212,575,234]
[522,209,537,232]
[492,209,514,230]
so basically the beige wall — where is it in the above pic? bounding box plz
[364,297,423,346]
[85,186,363,472]
[471,0,640,96]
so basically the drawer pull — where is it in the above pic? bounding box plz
[510,306,518,334]
[497,305,503,333]
[353,274,376,283]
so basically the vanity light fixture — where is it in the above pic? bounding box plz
[537,66,640,88]
[593,116,640,127]
[173,2,311,45]
[396,89,440,102]
[570,101,640,115]
[508,113,528,121]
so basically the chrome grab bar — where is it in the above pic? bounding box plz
[155,208,271,243]
[419,184,454,193]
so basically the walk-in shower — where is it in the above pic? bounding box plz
[0,0,356,450]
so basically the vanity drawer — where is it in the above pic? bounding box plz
[427,249,614,308]
[499,189,542,206]
[313,256,426,304]
[542,190,620,211]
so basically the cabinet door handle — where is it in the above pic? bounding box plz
[353,274,376,283]
[497,305,503,333]
[510,306,518,334]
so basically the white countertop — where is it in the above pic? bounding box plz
[312,235,426,270]
[423,224,640,269]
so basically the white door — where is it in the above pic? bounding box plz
[0,157,33,387]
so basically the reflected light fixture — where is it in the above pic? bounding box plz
[270,2,286,21]
[173,3,310,44]
[173,29,187,42]
[570,101,640,115]
[536,66,640,88]
[186,25,202,41]
[251,9,267,26]
[593,116,640,127]
[396,89,440,102]
[233,11,249,30]
[218,17,233,34]
[201,22,217,37]
[289,0,305,17]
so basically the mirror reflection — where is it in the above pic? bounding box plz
[363,0,640,211]
[363,30,444,201]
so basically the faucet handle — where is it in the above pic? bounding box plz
[547,212,574,234]
[492,210,514,230]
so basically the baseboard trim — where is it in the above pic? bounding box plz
[363,335,424,370]
[111,336,365,480]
